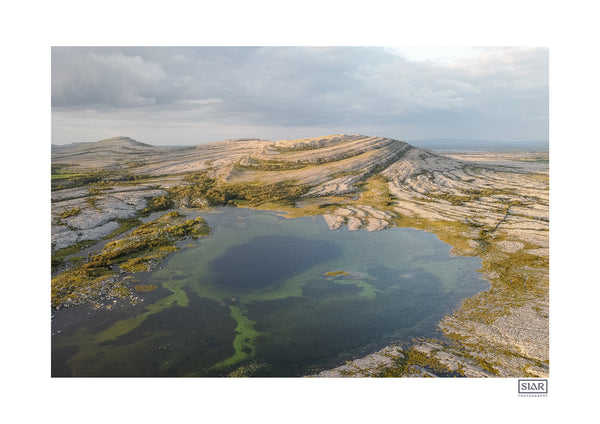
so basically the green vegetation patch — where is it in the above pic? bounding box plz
[58,207,81,219]
[425,187,519,206]
[103,218,143,240]
[51,211,211,308]
[236,158,309,171]
[228,361,269,377]
[51,164,82,180]
[377,342,461,377]
[266,196,355,219]
[151,171,310,211]
[51,170,115,191]
[134,284,158,292]
[225,180,309,207]
[355,175,396,209]
[51,239,98,269]
[88,187,105,196]
[51,267,121,309]
[330,169,366,179]
[85,196,100,210]
[323,270,350,277]
[51,168,152,191]
[140,195,174,215]
[51,173,82,180]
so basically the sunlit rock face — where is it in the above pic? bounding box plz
[54,133,546,248]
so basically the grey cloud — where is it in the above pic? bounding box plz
[52,48,171,107]
[52,46,548,144]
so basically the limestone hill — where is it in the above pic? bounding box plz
[50,133,549,378]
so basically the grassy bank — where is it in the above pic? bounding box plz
[51,211,210,308]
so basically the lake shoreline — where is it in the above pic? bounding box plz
[52,139,548,377]
[52,206,489,377]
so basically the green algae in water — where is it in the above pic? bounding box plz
[212,305,261,369]
[51,207,487,377]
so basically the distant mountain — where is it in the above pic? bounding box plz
[94,136,154,148]
[51,141,88,150]
[52,134,550,177]
[407,138,549,151]
[51,136,178,170]
[53,136,157,150]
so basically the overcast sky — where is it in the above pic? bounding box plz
[51,46,548,146]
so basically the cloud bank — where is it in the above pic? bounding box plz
[52,46,548,145]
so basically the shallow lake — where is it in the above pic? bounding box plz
[52,207,487,377]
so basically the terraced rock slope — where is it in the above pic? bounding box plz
[51,134,549,377]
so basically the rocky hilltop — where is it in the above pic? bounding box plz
[51,134,549,378]
[51,134,452,246]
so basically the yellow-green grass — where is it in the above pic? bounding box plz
[51,211,210,308]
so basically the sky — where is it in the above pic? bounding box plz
[51,46,549,146]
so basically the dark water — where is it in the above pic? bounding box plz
[209,235,343,289]
[52,207,487,377]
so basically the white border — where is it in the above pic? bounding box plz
[4,0,598,422]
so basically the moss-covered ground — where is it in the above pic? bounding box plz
[51,211,210,309]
